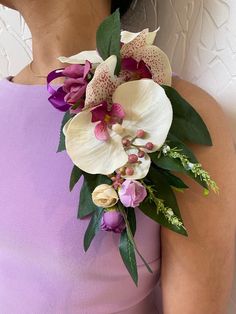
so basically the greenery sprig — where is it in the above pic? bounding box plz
[160,144,219,194]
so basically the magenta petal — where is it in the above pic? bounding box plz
[63,78,85,93]
[137,60,152,79]
[64,85,87,104]
[121,57,138,71]
[62,64,85,78]
[83,60,92,79]
[110,103,125,120]
[94,122,109,141]
[91,102,108,122]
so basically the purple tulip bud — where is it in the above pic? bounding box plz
[101,210,126,233]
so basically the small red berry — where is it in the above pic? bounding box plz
[122,139,130,147]
[145,142,154,150]
[138,150,145,158]
[136,129,145,138]
[125,167,134,176]
[128,154,138,163]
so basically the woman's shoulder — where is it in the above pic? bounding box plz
[171,77,235,155]
[167,77,236,239]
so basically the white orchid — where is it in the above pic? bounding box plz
[63,56,173,180]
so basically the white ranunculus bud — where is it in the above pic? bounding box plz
[92,184,119,208]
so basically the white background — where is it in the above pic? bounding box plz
[0,0,235,312]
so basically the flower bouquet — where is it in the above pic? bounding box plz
[47,10,219,285]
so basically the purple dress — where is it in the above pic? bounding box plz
[0,78,162,314]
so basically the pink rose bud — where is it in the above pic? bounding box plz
[118,180,147,208]
[101,210,126,233]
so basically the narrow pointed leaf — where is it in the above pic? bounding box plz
[127,208,136,236]
[83,207,104,252]
[69,165,83,191]
[139,168,187,236]
[150,137,208,189]
[119,230,138,286]
[157,168,189,189]
[140,197,187,236]
[57,111,74,152]
[118,203,153,274]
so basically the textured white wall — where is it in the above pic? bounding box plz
[0,1,235,312]
[0,5,31,78]
[156,0,236,145]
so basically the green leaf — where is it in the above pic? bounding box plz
[162,85,212,146]
[119,229,138,286]
[140,197,187,236]
[127,208,136,236]
[96,9,121,74]
[118,203,153,274]
[157,168,189,189]
[69,165,83,192]
[57,111,74,153]
[78,173,112,219]
[148,167,182,218]
[167,133,199,163]
[150,137,208,189]
[139,168,187,236]
[83,207,104,252]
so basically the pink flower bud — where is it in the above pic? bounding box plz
[101,210,126,233]
[118,180,147,208]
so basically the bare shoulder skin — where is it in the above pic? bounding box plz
[161,77,236,314]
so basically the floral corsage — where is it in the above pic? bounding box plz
[47,10,219,285]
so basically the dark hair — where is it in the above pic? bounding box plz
[111,0,133,17]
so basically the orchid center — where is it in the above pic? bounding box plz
[91,101,125,141]
[121,57,152,81]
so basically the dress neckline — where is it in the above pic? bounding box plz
[0,76,57,90]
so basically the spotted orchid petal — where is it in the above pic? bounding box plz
[64,110,128,175]
[112,79,173,152]
[84,55,121,109]
[134,45,172,86]
[121,30,172,86]
[58,50,103,65]
[121,30,148,56]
